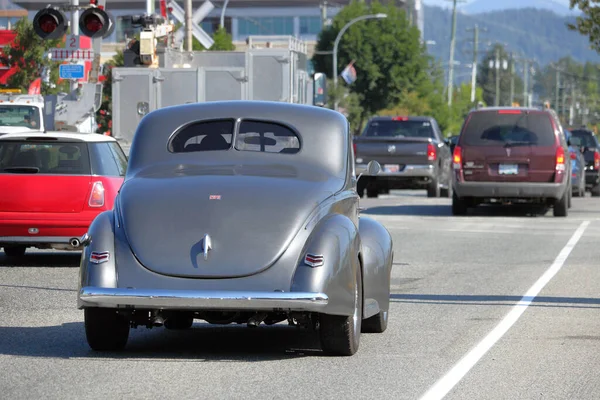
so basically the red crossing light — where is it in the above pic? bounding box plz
[33,8,68,40]
[79,7,115,38]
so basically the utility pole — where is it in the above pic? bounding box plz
[555,67,560,112]
[494,48,500,106]
[523,59,529,108]
[447,0,458,106]
[467,24,479,103]
[320,1,328,28]
[185,0,193,51]
[569,84,576,126]
[509,53,515,105]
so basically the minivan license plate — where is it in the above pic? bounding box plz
[499,164,518,175]
[384,164,400,173]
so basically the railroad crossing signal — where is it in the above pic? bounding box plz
[33,5,115,41]
[168,0,215,49]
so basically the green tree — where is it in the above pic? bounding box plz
[568,0,600,53]
[0,17,68,94]
[477,43,525,107]
[312,0,432,121]
[96,50,124,135]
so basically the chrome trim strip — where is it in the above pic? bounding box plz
[0,236,73,244]
[79,287,329,311]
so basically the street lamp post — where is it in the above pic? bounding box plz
[333,13,387,111]
[220,0,230,29]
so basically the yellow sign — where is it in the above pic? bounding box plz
[0,88,22,93]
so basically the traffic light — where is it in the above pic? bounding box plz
[33,7,68,40]
[79,7,115,38]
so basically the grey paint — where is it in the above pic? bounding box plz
[78,100,393,320]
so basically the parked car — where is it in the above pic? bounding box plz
[451,107,572,217]
[353,116,452,198]
[77,101,394,356]
[568,127,600,196]
[564,128,586,197]
[0,132,127,257]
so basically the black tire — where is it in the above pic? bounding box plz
[366,188,378,198]
[84,308,130,351]
[427,177,440,198]
[591,183,600,197]
[553,189,568,217]
[568,188,572,208]
[320,265,362,356]
[3,245,26,258]
[452,193,468,216]
[164,314,194,330]
[362,309,388,333]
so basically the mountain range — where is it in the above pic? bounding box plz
[423,0,578,16]
[422,4,600,82]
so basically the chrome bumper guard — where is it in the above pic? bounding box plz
[78,287,329,312]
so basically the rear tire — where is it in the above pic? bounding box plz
[3,245,26,258]
[553,190,568,217]
[427,177,440,198]
[591,183,600,197]
[362,309,388,333]
[366,188,378,198]
[452,193,468,216]
[84,308,130,351]
[320,265,362,356]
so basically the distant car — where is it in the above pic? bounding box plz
[568,127,600,196]
[564,128,586,197]
[353,116,452,198]
[451,107,571,217]
[0,132,127,257]
[77,101,394,356]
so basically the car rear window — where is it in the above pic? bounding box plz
[89,142,128,177]
[570,130,598,148]
[364,120,434,139]
[0,140,90,175]
[235,120,300,154]
[461,111,556,146]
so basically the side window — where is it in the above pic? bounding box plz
[90,143,121,177]
[169,119,235,153]
[235,120,300,154]
[108,142,128,176]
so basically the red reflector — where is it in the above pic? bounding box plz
[90,251,110,264]
[392,116,409,121]
[427,143,436,161]
[497,110,522,114]
[570,152,577,160]
[89,181,105,207]
[305,253,324,267]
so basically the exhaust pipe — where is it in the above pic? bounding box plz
[70,238,81,248]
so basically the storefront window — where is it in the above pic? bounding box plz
[299,16,321,35]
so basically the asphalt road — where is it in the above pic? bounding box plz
[1,190,600,399]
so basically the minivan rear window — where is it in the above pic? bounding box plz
[0,141,91,175]
[570,130,598,148]
[461,111,556,146]
[365,120,434,139]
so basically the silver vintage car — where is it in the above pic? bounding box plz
[77,100,394,356]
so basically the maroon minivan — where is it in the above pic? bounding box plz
[451,107,571,217]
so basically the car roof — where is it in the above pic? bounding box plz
[369,116,432,122]
[0,132,117,142]
[470,106,549,113]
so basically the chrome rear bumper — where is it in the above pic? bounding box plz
[78,287,329,312]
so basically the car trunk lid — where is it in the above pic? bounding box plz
[119,164,340,279]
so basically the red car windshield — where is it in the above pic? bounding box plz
[461,111,556,146]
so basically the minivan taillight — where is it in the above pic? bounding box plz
[453,145,462,169]
[555,147,565,171]
[595,150,600,169]
[353,142,357,156]
[427,143,436,161]
[89,181,105,207]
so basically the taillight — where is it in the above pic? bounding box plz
[570,151,577,160]
[427,143,436,161]
[353,142,357,156]
[89,181,105,207]
[453,145,462,169]
[595,150,600,169]
[555,147,565,171]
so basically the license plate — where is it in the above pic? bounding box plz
[384,164,400,173]
[499,164,518,175]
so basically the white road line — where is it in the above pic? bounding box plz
[419,220,591,400]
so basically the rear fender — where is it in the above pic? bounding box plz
[359,216,393,317]
[78,210,117,305]
[290,214,360,317]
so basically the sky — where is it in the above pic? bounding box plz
[422,0,570,8]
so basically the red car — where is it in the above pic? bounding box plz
[0,132,127,258]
